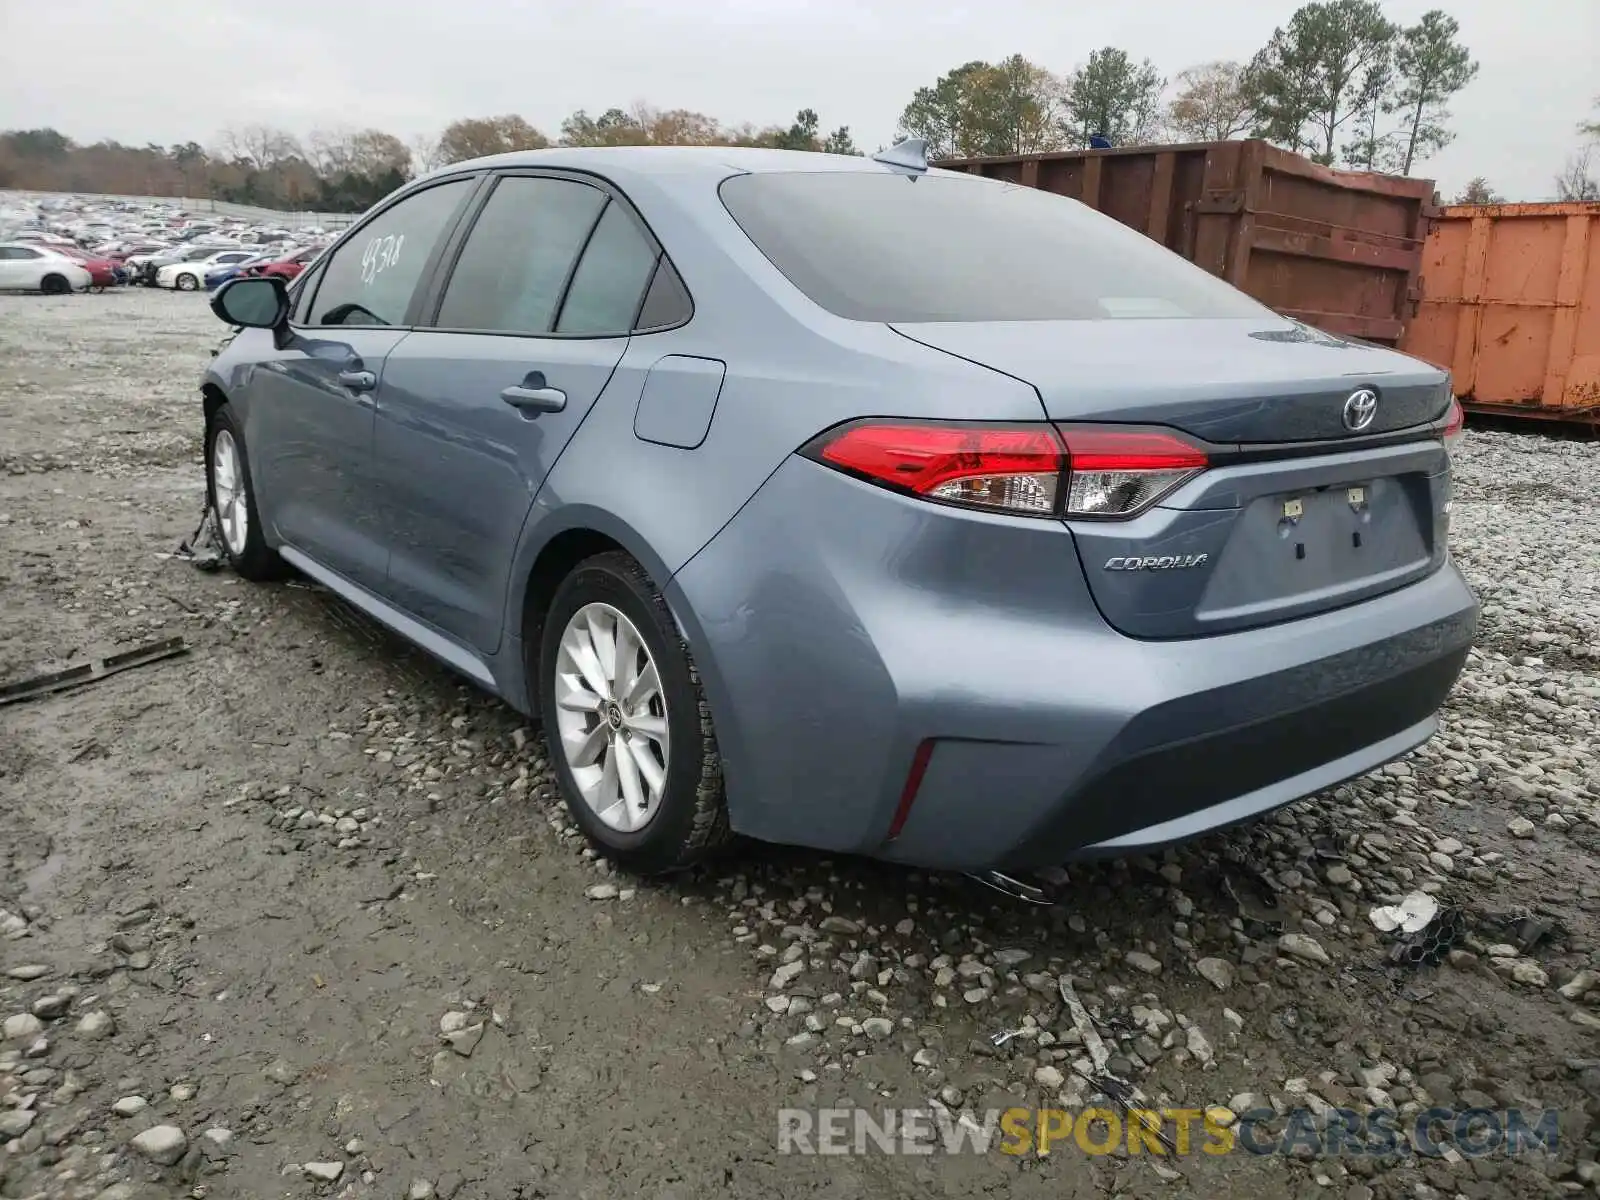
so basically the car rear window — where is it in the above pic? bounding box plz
[718,172,1267,323]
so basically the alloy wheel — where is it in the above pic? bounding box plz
[211,429,249,556]
[552,602,670,833]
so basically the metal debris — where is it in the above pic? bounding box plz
[1387,904,1467,967]
[173,501,224,571]
[1058,977,1112,1076]
[0,636,189,706]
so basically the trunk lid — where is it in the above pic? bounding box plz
[891,317,1450,442]
[893,317,1454,639]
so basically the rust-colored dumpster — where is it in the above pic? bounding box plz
[939,139,1435,345]
[1400,202,1600,422]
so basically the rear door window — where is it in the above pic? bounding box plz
[555,201,659,335]
[435,176,607,334]
[308,178,473,327]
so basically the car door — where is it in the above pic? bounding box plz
[0,246,42,288]
[372,172,662,654]
[245,175,479,592]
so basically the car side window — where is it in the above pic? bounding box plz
[309,179,473,328]
[9,247,42,260]
[290,261,327,325]
[555,201,659,335]
[436,177,607,334]
[634,257,692,331]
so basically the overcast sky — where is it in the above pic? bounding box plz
[1,0,1594,199]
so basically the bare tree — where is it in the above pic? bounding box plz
[1555,145,1599,201]
[214,124,302,171]
[1168,61,1256,141]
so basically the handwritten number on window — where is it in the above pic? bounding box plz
[359,233,404,286]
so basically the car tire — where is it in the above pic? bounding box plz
[205,405,284,581]
[175,273,199,291]
[538,551,731,875]
[39,274,71,296]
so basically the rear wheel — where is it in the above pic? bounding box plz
[206,405,283,581]
[538,552,730,874]
[39,274,71,296]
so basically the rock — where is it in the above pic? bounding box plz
[770,960,803,990]
[4,964,50,981]
[409,1182,437,1200]
[76,1010,115,1039]
[1510,960,1550,988]
[1559,970,1597,1000]
[0,1109,37,1138]
[1325,863,1354,886]
[1034,1065,1065,1089]
[30,994,69,1020]
[1507,817,1536,839]
[994,948,1032,967]
[819,916,861,935]
[913,1048,938,1068]
[3,1012,44,1041]
[439,1011,470,1034]
[203,1127,234,1153]
[585,883,618,900]
[112,1095,148,1116]
[303,1161,345,1182]
[264,1058,299,1085]
[1125,950,1162,975]
[444,1023,485,1057]
[861,1017,894,1040]
[130,1124,188,1166]
[1196,958,1234,990]
[346,1137,365,1154]
[1278,933,1331,965]
[169,1082,196,1102]
[1186,1025,1215,1067]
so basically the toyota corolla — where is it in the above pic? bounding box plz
[199,143,1477,882]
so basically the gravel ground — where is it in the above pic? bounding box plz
[2,287,1599,1200]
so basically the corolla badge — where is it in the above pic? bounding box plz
[1342,387,1379,432]
[1103,554,1209,571]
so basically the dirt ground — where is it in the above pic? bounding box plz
[3,288,1600,1200]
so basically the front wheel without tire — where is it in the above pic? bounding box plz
[206,406,283,580]
[538,551,730,874]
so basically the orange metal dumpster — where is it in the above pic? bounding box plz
[939,139,1435,346]
[1401,202,1600,422]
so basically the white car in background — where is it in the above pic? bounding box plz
[156,249,259,292]
[0,243,92,294]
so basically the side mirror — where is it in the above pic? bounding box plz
[210,275,288,330]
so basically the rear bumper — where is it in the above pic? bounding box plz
[668,456,1477,873]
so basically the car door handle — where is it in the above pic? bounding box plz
[500,385,567,415]
[338,369,377,391]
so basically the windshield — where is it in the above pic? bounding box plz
[718,171,1268,324]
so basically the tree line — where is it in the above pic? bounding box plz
[896,2,1478,175]
[0,107,858,214]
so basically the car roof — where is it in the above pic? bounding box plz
[412,145,972,190]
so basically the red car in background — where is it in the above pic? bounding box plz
[50,246,120,290]
[240,245,322,281]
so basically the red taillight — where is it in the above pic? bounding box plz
[1442,395,1465,450]
[802,420,1208,519]
[812,422,1065,516]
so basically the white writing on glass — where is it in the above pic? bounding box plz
[360,233,404,286]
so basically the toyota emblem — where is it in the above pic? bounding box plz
[1342,387,1379,432]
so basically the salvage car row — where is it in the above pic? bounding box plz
[0,192,327,294]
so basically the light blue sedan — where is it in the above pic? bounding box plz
[197,143,1476,885]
